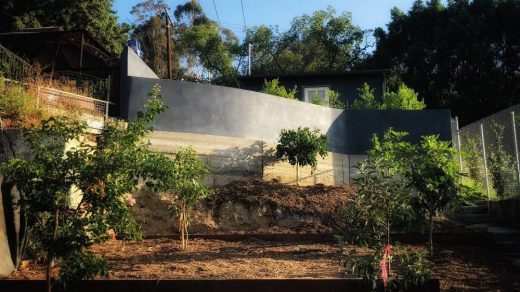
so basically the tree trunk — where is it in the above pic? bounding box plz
[296,163,299,186]
[46,209,59,292]
[429,213,434,256]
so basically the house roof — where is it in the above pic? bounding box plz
[0,28,113,65]
[237,69,391,81]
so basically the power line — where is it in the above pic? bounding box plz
[212,0,221,29]
[240,0,247,30]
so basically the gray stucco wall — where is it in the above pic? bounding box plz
[119,47,452,155]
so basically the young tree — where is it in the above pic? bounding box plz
[406,135,461,256]
[166,147,211,250]
[1,85,173,291]
[275,127,328,185]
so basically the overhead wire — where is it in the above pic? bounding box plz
[240,0,247,31]
[212,0,221,29]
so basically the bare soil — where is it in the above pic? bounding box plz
[8,238,520,291]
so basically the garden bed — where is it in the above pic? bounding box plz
[6,238,520,291]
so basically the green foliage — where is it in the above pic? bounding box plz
[340,130,415,246]
[0,0,129,53]
[405,134,461,255]
[275,127,328,185]
[262,78,297,99]
[1,84,172,290]
[399,250,431,289]
[352,83,379,110]
[380,84,426,110]
[352,83,426,110]
[367,0,520,124]
[461,135,485,184]
[488,123,518,200]
[311,90,345,109]
[244,6,368,74]
[166,146,211,249]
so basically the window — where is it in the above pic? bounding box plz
[304,87,329,103]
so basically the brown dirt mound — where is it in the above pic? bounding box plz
[211,180,356,217]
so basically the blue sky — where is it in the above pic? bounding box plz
[114,0,446,39]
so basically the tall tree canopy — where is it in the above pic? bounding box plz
[367,0,520,125]
[0,0,129,54]
[130,0,241,84]
[244,7,369,75]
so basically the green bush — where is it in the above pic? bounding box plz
[352,83,426,110]
[262,78,297,99]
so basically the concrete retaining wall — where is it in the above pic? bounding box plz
[120,47,453,155]
[147,131,358,186]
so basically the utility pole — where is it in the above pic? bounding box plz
[248,43,252,76]
[164,8,173,80]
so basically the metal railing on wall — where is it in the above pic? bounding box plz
[0,42,32,81]
[37,86,111,121]
[453,104,520,211]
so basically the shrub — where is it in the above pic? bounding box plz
[351,83,426,110]
[262,78,297,99]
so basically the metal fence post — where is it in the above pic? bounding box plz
[480,124,491,214]
[455,116,463,174]
[511,112,520,200]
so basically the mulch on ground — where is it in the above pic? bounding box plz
[211,180,356,217]
[7,238,520,291]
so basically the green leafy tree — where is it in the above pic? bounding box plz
[244,6,369,75]
[0,0,129,53]
[275,127,328,185]
[367,0,520,124]
[352,83,425,110]
[489,122,518,199]
[166,147,211,250]
[1,85,173,291]
[262,78,297,99]
[338,130,429,288]
[405,134,461,256]
[130,0,183,79]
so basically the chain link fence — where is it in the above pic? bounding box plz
[453,104,520,203]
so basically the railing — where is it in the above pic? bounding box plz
[37,87,111,121]
[50,70,110,102]
[0,42,32,81]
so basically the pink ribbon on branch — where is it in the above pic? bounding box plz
[380,244,392,287]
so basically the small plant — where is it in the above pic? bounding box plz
[167,147,211,250]
[262,78,297,99]
[275,127,328,185]
[311,89,345,109]
[488,122,517,200]
[461,135,485,183]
